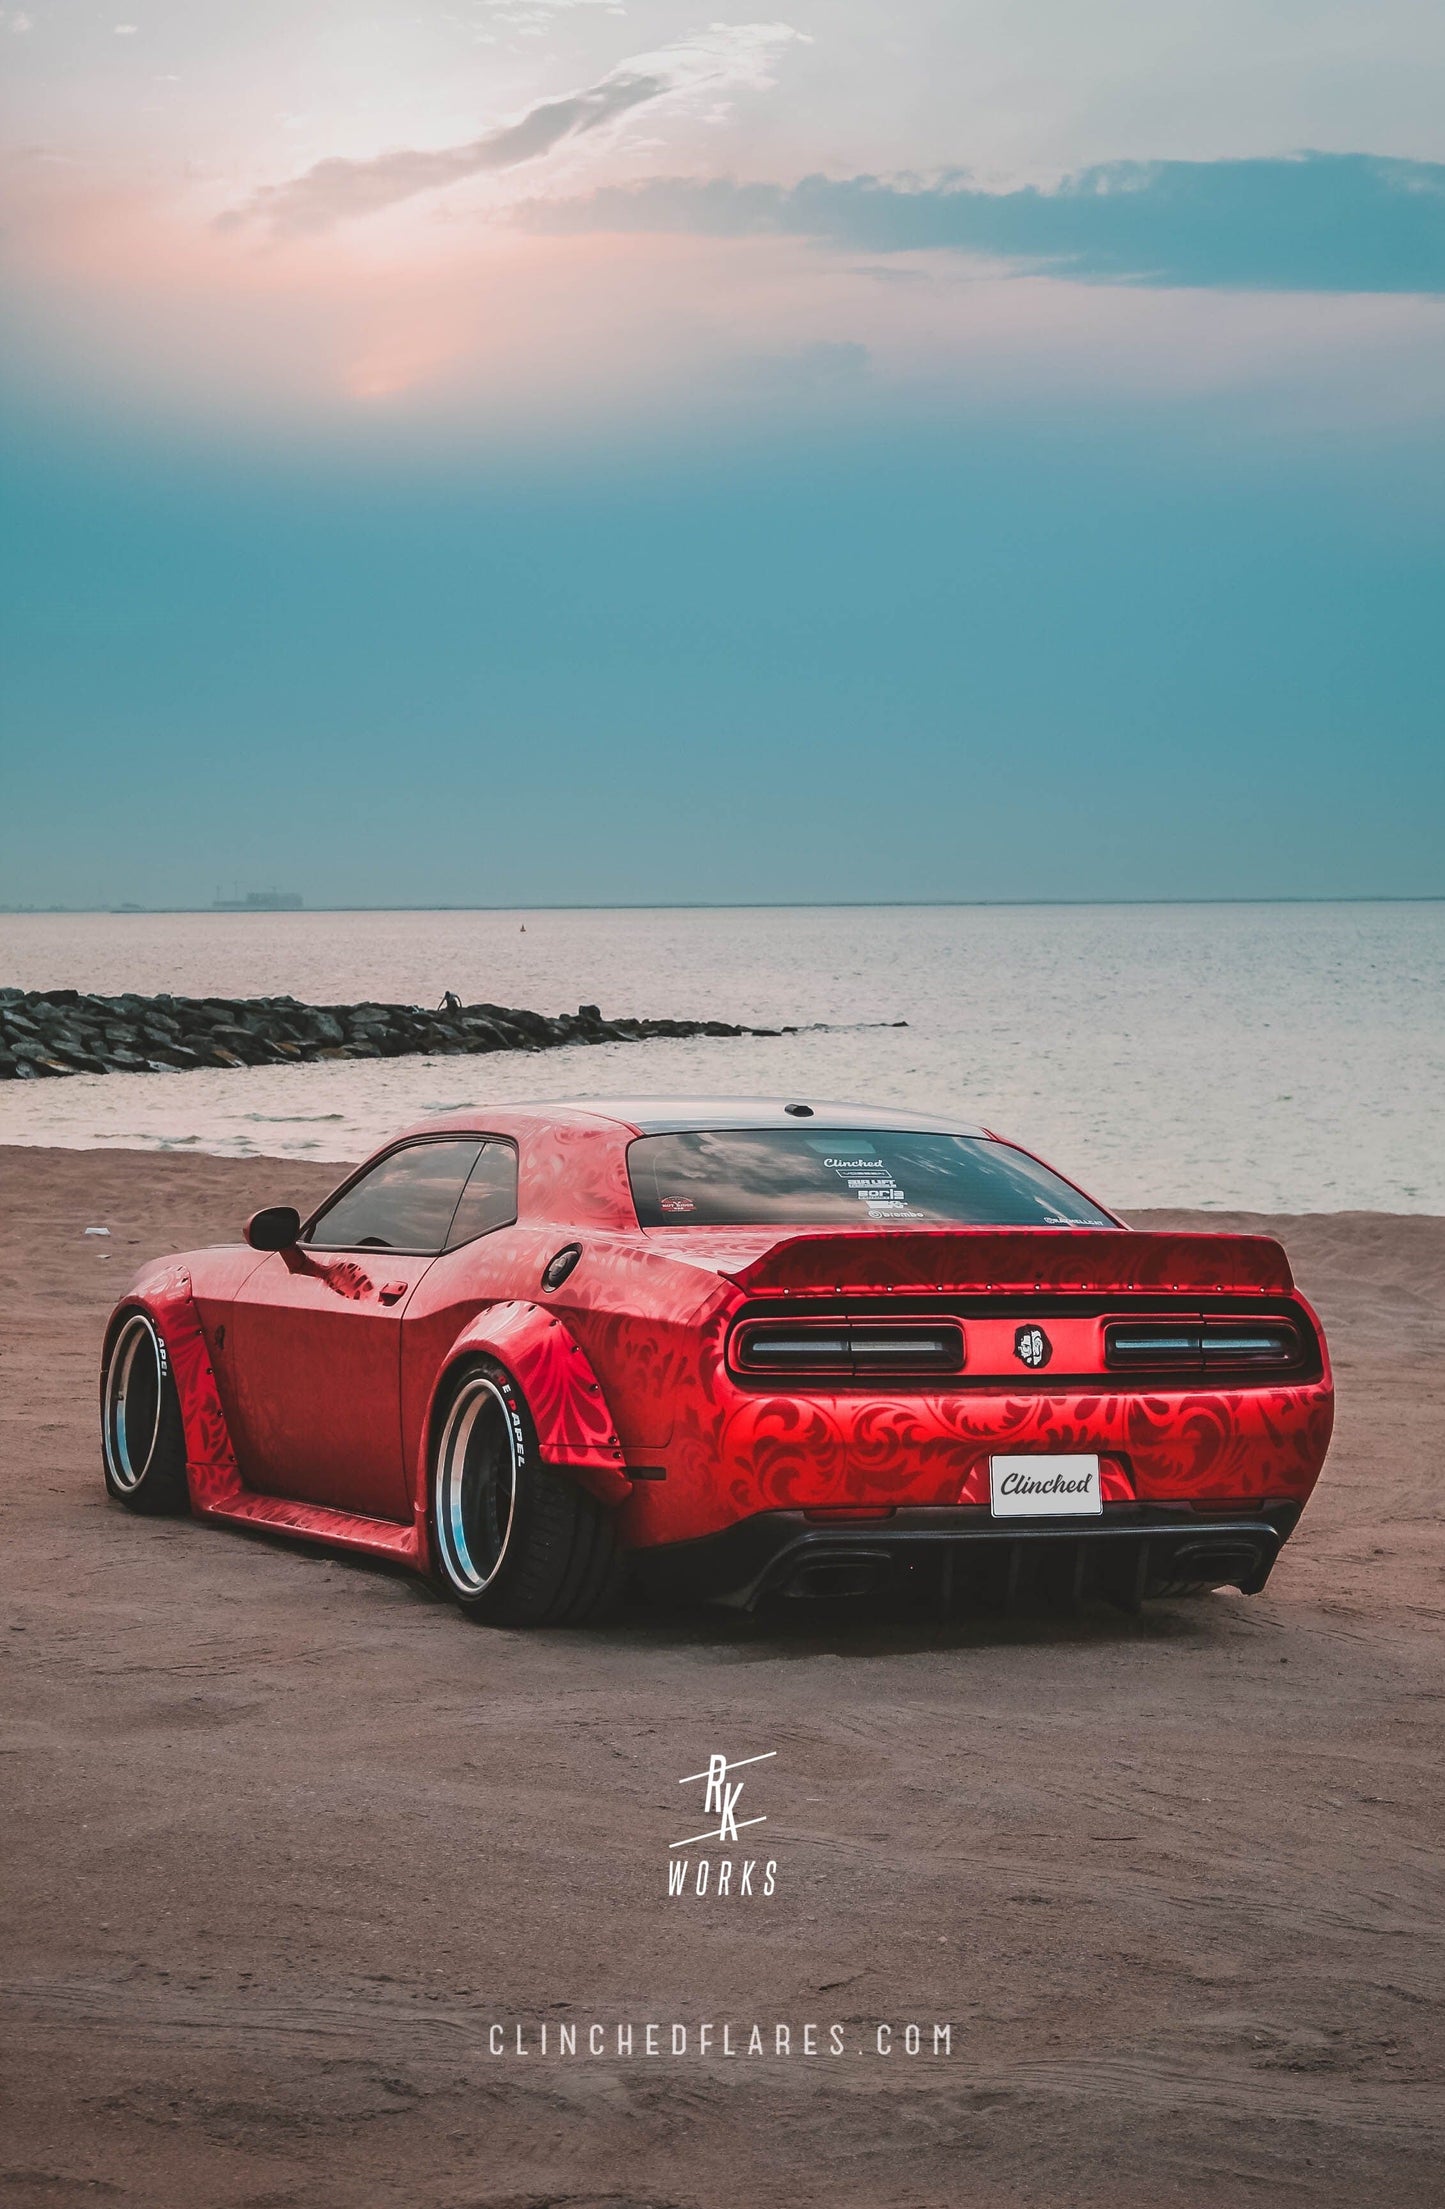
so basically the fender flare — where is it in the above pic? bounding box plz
[421,1300,631,1509]
[104,1268,244,1514]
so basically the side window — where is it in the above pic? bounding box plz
[306,1139,482,1253]
[445,1140,518,1249]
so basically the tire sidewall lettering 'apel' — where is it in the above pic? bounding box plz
[426,1354,625,1626]
[431,1365,527,1599]
[101,1307,190,1515]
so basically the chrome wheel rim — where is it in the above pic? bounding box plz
[434,1377,518,1595]
[104,1313,163,1492]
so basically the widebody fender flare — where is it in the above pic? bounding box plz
[422,1300,631,1509]
[104,1266,245,1513]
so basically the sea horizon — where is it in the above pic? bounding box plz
[4,894,1442,917]
[3,900,1441,1214]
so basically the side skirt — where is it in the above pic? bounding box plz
[197,1488,420,1563]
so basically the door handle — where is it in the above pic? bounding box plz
[378,1282,408,1305]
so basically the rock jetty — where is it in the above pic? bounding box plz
[0,989,793,1079]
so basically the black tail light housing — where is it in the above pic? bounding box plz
[1201,1321,1308,1369]
[1103,1325,1201,1370]
[1105,1317,1306,1375]
[731,1320,965,1379]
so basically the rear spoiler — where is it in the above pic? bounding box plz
[724,1228,1295,1297]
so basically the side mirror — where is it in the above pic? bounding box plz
[246,1204,302,1251]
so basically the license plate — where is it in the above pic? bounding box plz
[989,1454,1102,1518]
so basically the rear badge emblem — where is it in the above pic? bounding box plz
[1014,1324,1051,1369]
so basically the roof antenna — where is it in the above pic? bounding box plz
[784,1102,814,1117]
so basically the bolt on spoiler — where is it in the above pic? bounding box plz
[722,1228,1295,1297]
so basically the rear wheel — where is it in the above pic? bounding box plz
[429,1357,624,1626]
[101,1310,190,1514]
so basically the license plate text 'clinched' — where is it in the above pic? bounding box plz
[989,1454,1103,1518]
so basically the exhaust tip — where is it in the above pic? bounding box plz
[781,1556,890,1600]
[1159,1539,1273,1593]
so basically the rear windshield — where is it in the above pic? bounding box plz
[627,1129,1113,1229]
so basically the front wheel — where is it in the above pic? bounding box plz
[429,1357,625,1626]
[101,1310,190,1514]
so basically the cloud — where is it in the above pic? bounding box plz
[224,23,804,238]
[227,72,664,236]
[521,153,1445,295]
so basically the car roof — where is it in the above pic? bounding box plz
[375,1096,1008,1233]
[495,1096,988,1137]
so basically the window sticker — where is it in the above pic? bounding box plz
[813,1144,930,1222]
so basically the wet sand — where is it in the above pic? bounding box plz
[2,1146,1442,2208]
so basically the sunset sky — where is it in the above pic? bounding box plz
[3,2,1442,907]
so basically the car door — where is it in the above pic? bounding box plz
[397,1138,522,1482]
[223,1137,484,1521]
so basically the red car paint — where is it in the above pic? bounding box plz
[104,1100,1334,1592]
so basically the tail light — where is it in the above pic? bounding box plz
[1201,1321,1305,1369]
[1105,1318,1304,1373]
[731,1320,965,1378]
[1104,1326,1201,1371]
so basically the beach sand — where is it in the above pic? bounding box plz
[2,1146,1442,2207]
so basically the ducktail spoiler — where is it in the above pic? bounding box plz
[723,1229,1295,1297]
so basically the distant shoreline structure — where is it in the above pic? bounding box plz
[210,890,303,912]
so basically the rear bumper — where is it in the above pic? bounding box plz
[632,1501,1302,1610]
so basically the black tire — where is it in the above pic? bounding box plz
[101,1309,190,1515]
[428,1356,626,1627]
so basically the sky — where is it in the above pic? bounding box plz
[1,2,1442,908]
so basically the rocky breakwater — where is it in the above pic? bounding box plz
[0,989,793,1079]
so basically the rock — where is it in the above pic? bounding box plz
[459,1018,511,1050]
[0,987,802,1079]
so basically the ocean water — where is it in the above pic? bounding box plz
[1,902,1440,1213]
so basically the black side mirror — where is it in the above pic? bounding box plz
[246,1205,302,1251]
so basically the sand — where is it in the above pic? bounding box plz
[2,1145,1442,2208]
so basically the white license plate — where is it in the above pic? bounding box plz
[989,1454,1102,1518]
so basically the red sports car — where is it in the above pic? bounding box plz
[100,1098,1334,1624]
